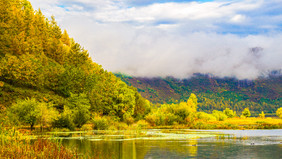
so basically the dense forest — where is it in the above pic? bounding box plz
[115,72,281,116]
[0,0,150,130]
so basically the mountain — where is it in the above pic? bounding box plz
[115,72,282,116]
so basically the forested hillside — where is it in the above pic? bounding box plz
[115,73,281,116]
[0,0,150,129]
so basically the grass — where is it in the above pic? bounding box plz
[0,127,80,158]
[200,117,282,129]
[145,117,282,129]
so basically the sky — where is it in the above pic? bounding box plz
[29,0,282,79]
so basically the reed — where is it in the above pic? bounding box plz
[0,128,79,158]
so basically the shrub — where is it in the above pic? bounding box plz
[114,122,128,130]
[223,108,236,118]
[259,111,265,118]
[68,93,91,128]
[52,107,74,131]
[123,113,134,125]
[276,108,282,119]
[51,115,75,131]
[92,116,109,130]
[164,113,178,125]
[197,112,216,121]
[8,98,58,130]
[136,120,150,129]
[242,108,251,118]
[212,110,227,121]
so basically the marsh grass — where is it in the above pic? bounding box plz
[0,128,81,158]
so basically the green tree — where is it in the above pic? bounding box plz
[68,93,91,128]
[8,98,56,130]
[276,108,282,119]
[242,108,251,118]
[37,102,58,131]
[52,106,75,130]
[8,98,39,130]
[259,111,265,118]
[212,110,227,121]
[223,108,236,118]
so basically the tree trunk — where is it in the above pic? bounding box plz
[30,123,34,131]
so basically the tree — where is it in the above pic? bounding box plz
[242,108,251,118]
[68,93,91,128]
[276,108,282,119]
[8,98,57,130]
[212,110,227,121]
[52,106,75,130]
[223,108,236,118]
[37,102,58,131]
[259,111,265,119]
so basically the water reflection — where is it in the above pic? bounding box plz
[187,139,198,157]
[60,129,282,159]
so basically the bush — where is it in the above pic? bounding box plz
[52,115,75,131]
[136,120,150,129]
[52,107,74,130]
[114,122,128,130]
[8,98,58,130]
[242,108,251,118]
[197,112,216,121]
[212,110,227,121]
[223,108,236,118]
[276,108,282,119]
[68,93,91,128]
[92,116,109,130]
[145,111,178,126]
[123,113,134,125]
[259,111,265,118]
[164,113,178,125]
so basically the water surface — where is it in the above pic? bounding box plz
[55,129,282,159]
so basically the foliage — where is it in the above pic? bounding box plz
[223,108,236,118]
[242,108,251,118]
[116,74,281,116]
[145,94,198,126]
[276,108,282,119]
[92,116,109,130]
[259,111,265,118]
[8,98,57,130]
[68,93,91,128]
[0,0,151,131]
[196,112,216,122]
[212,110,228,121]
[51,106,75,131]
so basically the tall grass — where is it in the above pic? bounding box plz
[0,128,79,158]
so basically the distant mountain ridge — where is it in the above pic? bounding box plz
[115,72,282,116]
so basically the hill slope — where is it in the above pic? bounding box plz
[115,73,281,116]
[0,0,149,122]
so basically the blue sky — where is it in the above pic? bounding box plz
[29,0,282,79]
[127,0,214,5]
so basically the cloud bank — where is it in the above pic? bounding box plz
[29,0,282,79]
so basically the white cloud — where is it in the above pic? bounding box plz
[28,0,282,79]
[230,14,246,23]
[91,1,262,23]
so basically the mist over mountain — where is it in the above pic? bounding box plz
[78,28,282,80]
